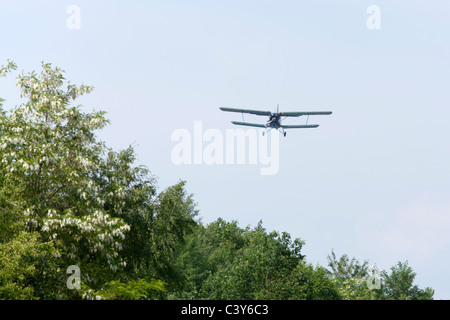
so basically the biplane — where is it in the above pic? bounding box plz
[219,105,332,137]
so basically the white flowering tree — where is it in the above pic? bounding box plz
[0,60,198,299]
[0,61,130,294]
[326,250,379,299]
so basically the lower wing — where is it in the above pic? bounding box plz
[280,124,319,129]
[231,121,267,128]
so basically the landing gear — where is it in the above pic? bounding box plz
[284,132,286,137]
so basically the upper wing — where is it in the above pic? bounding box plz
[231,121,267,128]
[220,107,271,116]
[281,124,319,129]
[281,111,332,117]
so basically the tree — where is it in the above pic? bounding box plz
[326,250,379,299]
[0,61,132,296]
[0,60,197,299]
[381,261,434,300]
[327,252,434,300]
[168,219,340,300]
[92,146,198,287]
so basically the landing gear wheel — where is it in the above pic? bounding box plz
[284,132,286,137]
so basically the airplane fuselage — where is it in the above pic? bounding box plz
[268,113,282,128]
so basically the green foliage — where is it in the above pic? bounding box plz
[327,252,434,300]
[381,261,434,300]
[326,250,377,299]
[0,231,57,299]
[167,219,340,300]
[89,278,166,300]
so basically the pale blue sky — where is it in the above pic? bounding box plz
[1,1,450,298]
